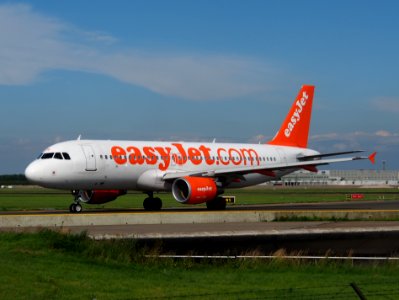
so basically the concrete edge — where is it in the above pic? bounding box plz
[1,210,399,228]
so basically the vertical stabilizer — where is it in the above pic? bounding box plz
[268,85,315,148]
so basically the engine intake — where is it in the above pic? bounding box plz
[172,176,218,204]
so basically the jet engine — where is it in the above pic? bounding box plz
[172,176,218,204]
[76,190,127,204]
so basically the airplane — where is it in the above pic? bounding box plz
[25,85,376,213]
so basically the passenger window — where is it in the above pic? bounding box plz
[105,155,108,159]
[62,153,71,160]
[54,153,63,160]
[41,153,54,159]
[100,155,103,159]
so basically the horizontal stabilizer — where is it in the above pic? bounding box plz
[368,152,377,164]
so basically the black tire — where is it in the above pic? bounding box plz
[74,204,82,213]
[143,197,163,211]
[154,197,162,210]
[69,204,76,213]
[143,197,151,210]
[206,197,227,210]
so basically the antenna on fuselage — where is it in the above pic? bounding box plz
[77,134,82,140]
[212,138,216,143]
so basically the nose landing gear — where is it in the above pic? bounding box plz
[69,190,83,213]
[69,203,82,213]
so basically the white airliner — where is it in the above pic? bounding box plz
[25,85,375,212]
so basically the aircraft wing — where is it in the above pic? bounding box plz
[162,152,375,181]
[296,150,364,161]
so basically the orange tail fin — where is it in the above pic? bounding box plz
[268,85,315,148]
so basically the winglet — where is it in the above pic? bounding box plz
[368,152,377,164]
[268,85,315,148]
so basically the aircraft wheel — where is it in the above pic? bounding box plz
[69,203,82,213]
[143,197,162,211]
[206,197,227,210]
[143,197,151,211]
[153,197,162,210]
[74,204,82,213]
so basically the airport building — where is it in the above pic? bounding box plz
[280,170,399,186]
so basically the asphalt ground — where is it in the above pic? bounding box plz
[1,200,399,215]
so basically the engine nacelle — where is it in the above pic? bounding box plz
[77,190,127,204]
[172,176,218,204]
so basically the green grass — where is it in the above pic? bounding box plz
[231,186,399,204]
[1,230,399,299]
[0,186,398,211]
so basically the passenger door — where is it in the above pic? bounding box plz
[81,145,97,171]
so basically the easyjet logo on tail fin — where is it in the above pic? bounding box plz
[268,85,315,148]
[284,91,309,138]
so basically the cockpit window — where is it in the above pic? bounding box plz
[41,153,54,159]
[39,152,71,160]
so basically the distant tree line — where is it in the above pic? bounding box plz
[0,174,29,185]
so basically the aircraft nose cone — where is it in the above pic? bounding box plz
[25,162,41,184]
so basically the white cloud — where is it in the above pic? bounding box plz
[248,134,268,143]
[0,4,279,100]
[311,133,339,141]
[310,130,399,153]
[312,130,399,141]
[372,98,399,113]
[375,130,392,137]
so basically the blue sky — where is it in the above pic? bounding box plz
[0,1,398,173]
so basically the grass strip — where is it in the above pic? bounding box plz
[0,186,398,211]
[0,230,399,299]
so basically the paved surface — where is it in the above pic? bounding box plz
[64,221,399,238]
[1,200,399,215]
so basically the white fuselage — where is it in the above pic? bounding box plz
[25,139,319,191]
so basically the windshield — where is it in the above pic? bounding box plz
[39,152,71,160]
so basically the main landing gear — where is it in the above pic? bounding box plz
[143,192,162,211]
[206,197,227,210]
